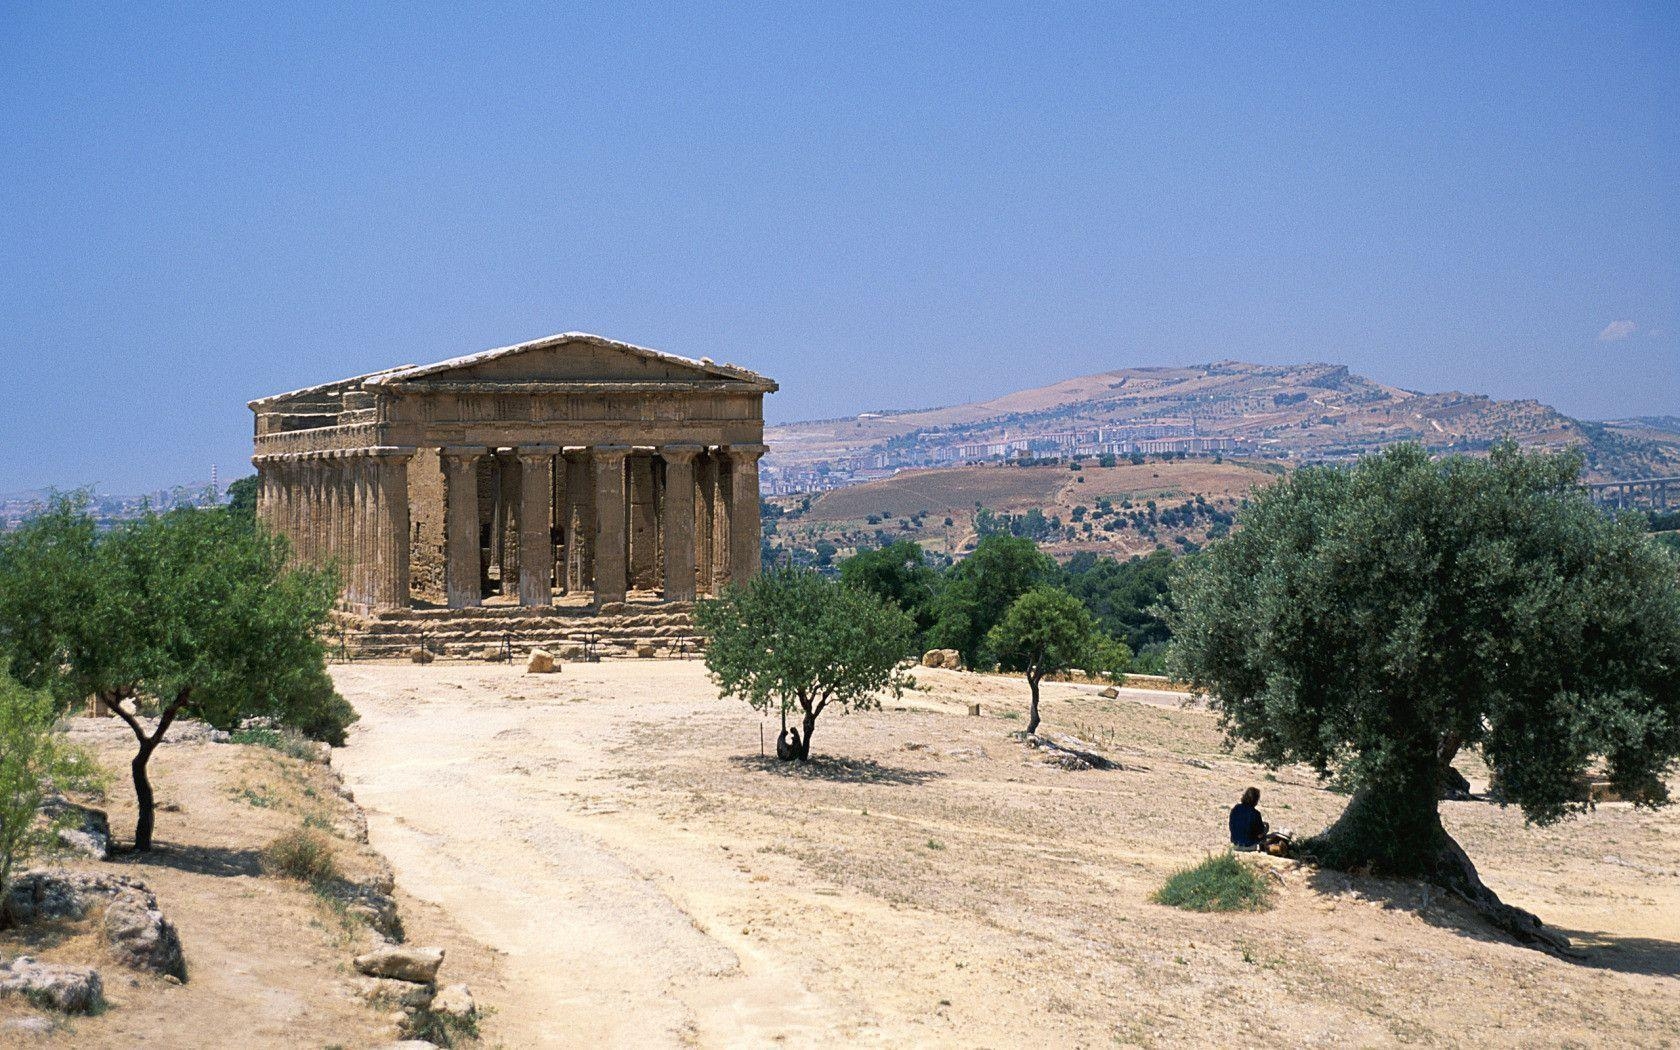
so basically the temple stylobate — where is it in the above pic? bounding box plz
[249,333,775,616]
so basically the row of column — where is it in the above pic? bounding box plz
[256,448,413,609]
[438,442,764,609]
[258,442,764,611]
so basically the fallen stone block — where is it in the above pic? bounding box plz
[102,890,188,980]
[525,649,557,674]
[0,957,104,1015]
[355,945,445,985]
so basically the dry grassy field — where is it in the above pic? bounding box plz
[333,660,1680,1048]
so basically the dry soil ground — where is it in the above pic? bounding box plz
[0,721,423,1047]
[333,660,1680,1049]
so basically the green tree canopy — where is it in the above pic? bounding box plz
[696,567,915,761]
[838,539,938,642]
[224,474,260,528]
[0,500,351,850]
[1061,548,1180,653]
[987,586,1128,734]
[0,494,99,706]
[929,534,1057,668]
[1167,443,1680,952]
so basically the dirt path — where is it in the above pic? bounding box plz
[333,661,1680,1049]
[334,662,882,1047]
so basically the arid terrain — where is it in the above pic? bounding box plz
[767,361,1680,483]
[333,660,1680,1048]
[0,719,492,1047]
[769,458,1279,561]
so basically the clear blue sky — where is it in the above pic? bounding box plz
[2,2,1675,492]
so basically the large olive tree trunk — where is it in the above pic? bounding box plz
[1304,749,1572,954]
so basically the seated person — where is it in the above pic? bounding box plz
[1229,786,1268,851]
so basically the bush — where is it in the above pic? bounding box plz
[0,670,100,921]
[263,827,339,884]
[1152,852,1272,912]
[232,726,321,762]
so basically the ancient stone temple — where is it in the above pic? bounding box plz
[249,333,774,654]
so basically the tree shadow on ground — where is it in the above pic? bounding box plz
[1300,867,1679,975]
[729,754,946,786]
[109,841,264,878]
[1542,927,1680,977]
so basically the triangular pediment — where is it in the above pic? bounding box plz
[364,333,776,391]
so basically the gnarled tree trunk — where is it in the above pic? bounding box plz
[1305,750,1573,955]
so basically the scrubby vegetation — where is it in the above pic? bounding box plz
[1153,852,1273,912]
[263,827,341,884]
[0,668,101,921]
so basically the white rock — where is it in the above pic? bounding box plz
[432,982,476,1019]
[354,945,445,985]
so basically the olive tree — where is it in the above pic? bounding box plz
[1167,443,1680,951]
[986,586,1129,735]
[0,503,347,851]
[696,567,916,761]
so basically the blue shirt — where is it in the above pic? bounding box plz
[1229,803,1264,847]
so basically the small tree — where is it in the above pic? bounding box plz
[696,567,915,761]
[0,669,99,923]
[987,586,1128,735]
[1167,443,1680,951]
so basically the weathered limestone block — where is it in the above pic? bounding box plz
[355,945,445,985]
[0,957,103,1015]
[525,649,558,674]
[432,982,476,1019]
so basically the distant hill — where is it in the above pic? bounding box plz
[767,459,1282,565]
[768,361,1678,482]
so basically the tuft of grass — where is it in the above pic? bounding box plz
[1152,851,1273,912]
[263,827,340,884]
[231,726,322,762]
[234,785,277,808]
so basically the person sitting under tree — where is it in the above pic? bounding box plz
[1229,786,1267,851]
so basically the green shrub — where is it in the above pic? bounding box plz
[263,827,339,884]
[1152,851,1272,912]
[0,670,102,920]
[231,726,321,762]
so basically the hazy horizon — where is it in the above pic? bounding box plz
[3,3,1675,490]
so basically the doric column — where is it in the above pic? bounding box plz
[628,453,660,590]
[726,444,766,585]
[330,455,350,596]
[302,458,321,564]
[517,446,558,606]
[563,449,593,594]
[442,447,485,609]
[354,455,374,607]
[371,448,414,610]
[591,445,630,604]
[660,445,701,602]
[695,452,716,595]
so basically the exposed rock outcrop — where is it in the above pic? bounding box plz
[0,957,104,1015]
